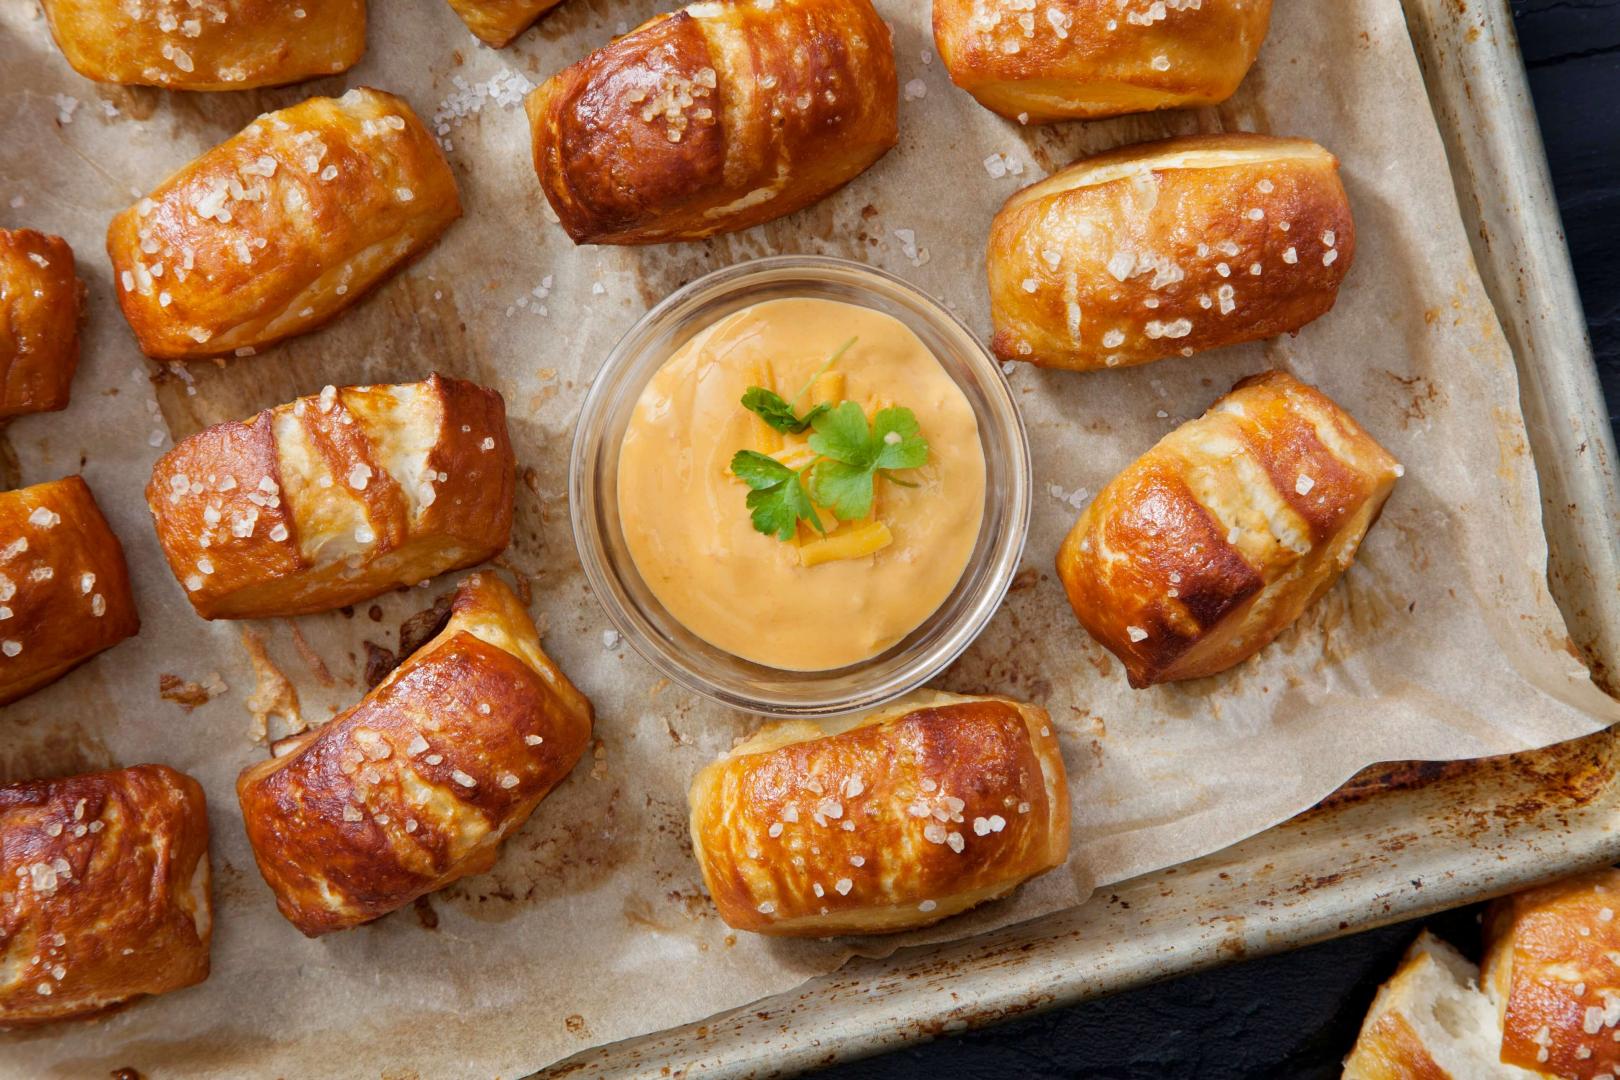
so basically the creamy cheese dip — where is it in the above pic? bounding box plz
[617,298,986,671]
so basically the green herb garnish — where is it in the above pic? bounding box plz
[730,450,826,541]
[740,387,830,436]
[730,336,930,542]
[807,403,929,520]
[739,337,858,434]
[728,405,930,542]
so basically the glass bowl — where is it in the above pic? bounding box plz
[569,255,1031,717]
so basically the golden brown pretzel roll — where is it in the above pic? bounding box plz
[445,0,561,46]
[689,691,1069,936]
[0,229,84,420]
[525,0,899,245]
[1056,371,1400,688]
[236,573,593,936]
[988,133,1354,371]
[1342,931,1539,1080]
[38,0,364,91]
[1483,868,1620,1076]
[0,477,140,707]
[933,0,1273,123]
[0,765,211,1027]
[146,374,514,620]
[107,87,460,361]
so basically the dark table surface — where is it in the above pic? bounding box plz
[819,2,1620,1077]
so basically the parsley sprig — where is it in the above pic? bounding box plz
[728,338,931,543]
[731,451,824,541]
[737,337,857,435]
[806,403,928,520]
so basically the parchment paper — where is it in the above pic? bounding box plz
[2,0,1616,1075]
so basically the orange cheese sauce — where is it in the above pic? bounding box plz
[617,298,986,671]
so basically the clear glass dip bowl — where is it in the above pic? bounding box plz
[570,256,1031,717]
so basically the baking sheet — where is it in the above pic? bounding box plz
[2,0,1617,1076]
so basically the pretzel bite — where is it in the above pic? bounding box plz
[1342,931,1537,1080]
[0,765,211,1027]
[689,691,1070,936]
[525,0,898,244]
[146,374,513,620]
[0,229,84,419]
[236,573,593,936]
[1484,868,1620,1077]
[988,133,1354,371]
[933,0,1273,123]
[107,87,460,360]
[1056,371,1400,688]
[38,0,365,91]
[444,0,561,46]
[0,477,139,707]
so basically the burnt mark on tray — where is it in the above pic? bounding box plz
[206,856,255,907]
[0,720,115,785]
[622,887,714,934]
[492,554,534,606]
[938,564,1080,709]
[398,592,455,660]
[436,779,637,921]
[508,449,574,589]
[1383,368,1444,426]
[287,623,338,688]
[361,591,455,689]
[1274,565,1401,668]
[157,672,223,712]
[1307,724,1614,821]
[412,895,440,931]
[362,640,398,689]
[0,427,20,490]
